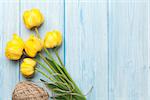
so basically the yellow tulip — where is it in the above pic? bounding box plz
[25,35,43,57]
[44,30,62,48]
[21,58,36,77]
[5,34,24,60]
[23,8,44,29]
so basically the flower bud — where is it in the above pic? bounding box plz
[44,30,62,48]
[25,35,43,57]
[21,58,36,77]
[5,34,24,60]
[23,8,44,29]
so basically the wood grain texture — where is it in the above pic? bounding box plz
[65,0,108,100]
[148,0,150,99]
[0,1,19,99]
[0,0,149,100]
[108,1,148,100]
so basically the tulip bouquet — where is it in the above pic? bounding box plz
[5,8,86,100]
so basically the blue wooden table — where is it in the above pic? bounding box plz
[0,0,148,100]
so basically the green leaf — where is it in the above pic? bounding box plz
[50,93,71,100]
[40,79,59,89]
[50,95,66,100]
[40,79,46,82]
[47,84,59,90]
[40,79,70,91]
[46,57,71,84]
[35,59,53,75]
[46,57,61,74]
[51,73,75,91]
[52,88,71,94]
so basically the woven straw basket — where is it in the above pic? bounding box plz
[12,81,49,100]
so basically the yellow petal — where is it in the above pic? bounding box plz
[20,58,36,77]
[5,34,24,60]
[23,8,44,29]
[44,30,62,48]
[25,35,43,57]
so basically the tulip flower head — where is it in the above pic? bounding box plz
[23,8,44,29]
[5,34,24,60]
[25,35,43,57]
[44,30,62,48]
[21,58,36,77]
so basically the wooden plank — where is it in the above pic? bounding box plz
[148,0,150,99]
[108,1,148,100]
[65,0,108,100]
[0,1,19,99]
[19,0,64,94]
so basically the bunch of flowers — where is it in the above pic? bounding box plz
[5,8,86,100]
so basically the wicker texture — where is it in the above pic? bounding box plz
[12,81,49,100]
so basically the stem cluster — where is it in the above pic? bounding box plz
[34,28,86,100]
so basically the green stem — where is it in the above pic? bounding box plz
[47,49,86,99]
[44,48,53,59]
[36,68,52,80]
[38,53,68,85]
[37,70,71,92]
[45,50,67,80]
[35,27,40,38]
[54,51,86,99]
[51,73,75,92]
[54,48,64,66]
[62,67,86,100]
[35,58,52,75]
[38,53,56,73]
[44,49,74,90]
